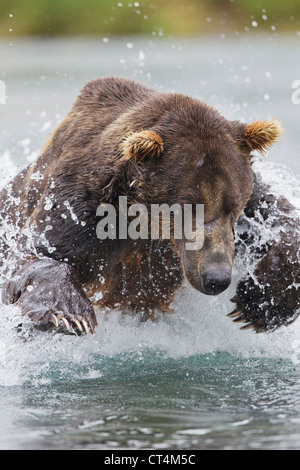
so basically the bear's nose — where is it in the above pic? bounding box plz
[201,268,231,295]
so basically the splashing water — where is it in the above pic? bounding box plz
[0,115,300,450]
[1,33,300,449]
[0,149,299,391]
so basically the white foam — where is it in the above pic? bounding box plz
[0,152,299,386]
[0,278,299,387]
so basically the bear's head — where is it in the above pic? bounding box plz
[111,94,282,296]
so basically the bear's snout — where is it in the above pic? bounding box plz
[201,266,232,295]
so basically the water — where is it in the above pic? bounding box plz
[0,35,300,450]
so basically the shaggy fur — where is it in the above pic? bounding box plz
[0,77,298,334]
[244,119,283,153]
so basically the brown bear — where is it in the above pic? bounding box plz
[0,77,299,334]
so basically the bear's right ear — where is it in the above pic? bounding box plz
[120,130,163,162]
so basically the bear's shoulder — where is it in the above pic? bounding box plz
[74,77,154,111]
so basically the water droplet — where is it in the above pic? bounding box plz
[44,197,53,211]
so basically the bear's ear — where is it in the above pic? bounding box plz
[244,119,283,154]
[120,130,163,161]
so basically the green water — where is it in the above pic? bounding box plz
[1,297,300,450]
[1,351,300,450]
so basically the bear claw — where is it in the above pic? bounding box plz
[61,316,70,331]
[240,322,254,330]
[40,311,95,334]
[73,318,83,332]
[81,319,90,334]
[49,313,59,328]
[227,308,242,318]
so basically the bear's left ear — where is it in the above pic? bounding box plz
[120,130,163,161]
[243,119,283,154]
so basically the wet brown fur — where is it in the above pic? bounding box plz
[0,77,295,333]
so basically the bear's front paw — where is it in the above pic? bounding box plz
[2,259,97,334]
[228,239,300,333]
[19,291,97,335]
[16,283,97,334]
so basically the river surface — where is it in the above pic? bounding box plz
[0,35,300,450]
